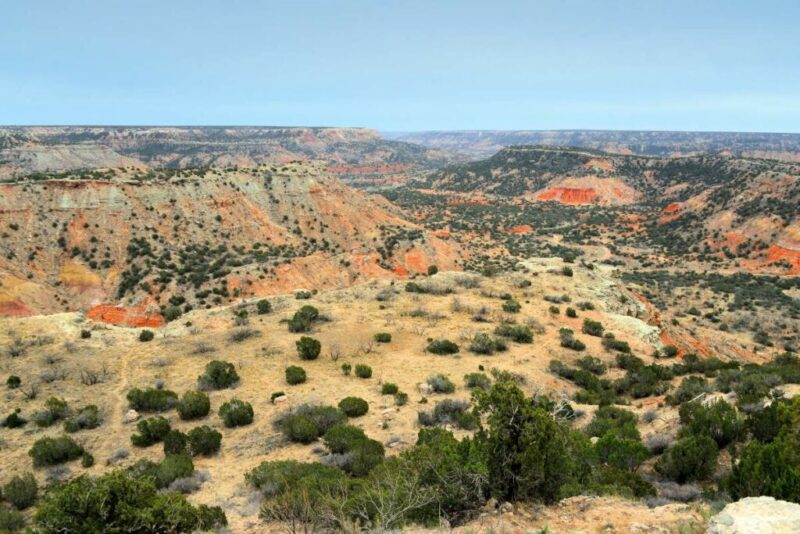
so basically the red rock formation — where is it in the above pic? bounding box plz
[766,244,800,274]
[0,297,32,317]
[86,303,165,328]
[508,224,533,235]
[536,187,598,205]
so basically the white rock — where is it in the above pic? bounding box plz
[708,497,800,533]
[273,395,288,404]
[123,409,139,423]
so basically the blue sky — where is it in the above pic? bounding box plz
[2,0,799,131]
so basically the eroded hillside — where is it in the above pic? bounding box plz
[390,130,800,161]
[414,146,800,275]
[0,127,450,181]
[0,162,460,321]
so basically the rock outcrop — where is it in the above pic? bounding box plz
[708,497,800,533]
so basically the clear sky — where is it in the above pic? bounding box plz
[2,0,799,132]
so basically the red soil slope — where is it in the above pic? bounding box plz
[536,187,598,205]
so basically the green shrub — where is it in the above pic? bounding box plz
[6,375,21,389]
[323,424,367,453]
[566,307,577,318]
[582,319,604,337]
[138,330,155,342]
[126,451,194,489]
[33,470,226,531]
[374,332,392,343]
[464,372,491,390]
[187,426,222,456]
[163,430,188,455]
[667,376,710,406]
[346,438,385,476]
[279,414,319,443]
[0,508,25,532]
[130,416,171,447]
[29,435,84,467]
[339,397,369,417]
[256,299,272,314]
[5,409,27,429]
[559,328,586,351]
[469,333,507,355]
[163,306,182,322]
[295,336,321,360]
[156,453,194,489]
[733,372,775,406]
[746,401,783,443]
[276,405,345,443]
[35,397,69,427]
[395,392,409,406]
[381,383,399,395]
[616,353,644,370]
[302,405,349,432]
[81,452,95,468]
[198,360,239,390]
[585,406,640,440]
[427,265,438,275]
[661,345,679,358]
[594,433,650,472]
[287,305,319,333]
[219,399,254,427]
[341,363,352,376]
[177,390,210,420]
[573,465,656,499]
[63,405,102,433]
[502,300,521,313]
[602,333,631,353]
[494,324,533,343]
[419,399,475,429]
[400,428,489,523]
[285,365,307,385]
[3,473,37,510]
[654,434,719,483]
[726,434,800,501]
[427,374,455,394]
[576,356,607,375]
[426,339,459,355]
[245,460,345,496]
[126,387,178,412]
[561,266,573,277]
[354,364,372,379]
[679,400,744,448]
[474,381,571,503]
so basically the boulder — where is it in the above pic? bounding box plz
[708,497,800,533]
[122,409,139,423]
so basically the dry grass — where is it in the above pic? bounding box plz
[0,261,760,532]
